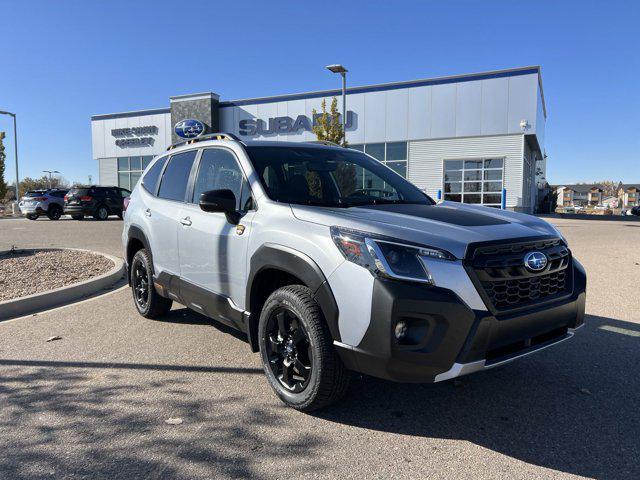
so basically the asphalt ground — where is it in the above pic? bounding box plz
[0,215,639,479]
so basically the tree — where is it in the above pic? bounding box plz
[310,98,356,198]
[595,180,619,198]
[312,97,346,146]
[0,132,7,200]
[19,175,69,193]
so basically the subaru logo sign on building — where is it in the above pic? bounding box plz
[174,119,205,139]
[523,251,548,272]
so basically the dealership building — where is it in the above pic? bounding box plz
[91,66,547,212]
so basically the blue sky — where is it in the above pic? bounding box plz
[0,0,638,186]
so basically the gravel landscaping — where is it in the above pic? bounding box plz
[0,249,114,302]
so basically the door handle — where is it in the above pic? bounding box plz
[144,208,151,217]
[180,216,192,226]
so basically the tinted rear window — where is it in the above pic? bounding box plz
[68,188,90,196]
[141,156,168,195]
[25,191,46,197]
[158,151,197,202]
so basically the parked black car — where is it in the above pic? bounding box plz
[64,186,131,220]
[631,206,640,217]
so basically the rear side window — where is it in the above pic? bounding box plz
[141,156,168,195]
[158,150,198,202]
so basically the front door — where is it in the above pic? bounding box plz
[178,147,255,312]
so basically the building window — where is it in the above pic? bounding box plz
[349,142,408,181]
[443,158,504,207]
[117,155,154,189]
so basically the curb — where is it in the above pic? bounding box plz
[0,248,125,321]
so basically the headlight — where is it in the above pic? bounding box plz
[330,226,455,284]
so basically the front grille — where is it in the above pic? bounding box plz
[482,269,568,310]
[467,238,572,313]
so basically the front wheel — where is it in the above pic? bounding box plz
[130,248,172,319]
[258,285,350,412]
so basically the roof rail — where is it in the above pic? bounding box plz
[306,140,344,148]
[167,132,243,151]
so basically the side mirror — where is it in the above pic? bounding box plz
[199,189,240,224]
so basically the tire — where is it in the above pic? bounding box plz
[94,205,109,220]
[47,205,62,220]
[71,215,83,220]
[130,248,172,319]
[26,214,38,220]
[258,285,350,412]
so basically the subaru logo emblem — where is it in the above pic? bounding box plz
[174,119,205,139]
[524,251,548,272]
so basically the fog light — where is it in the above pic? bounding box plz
[394,321,408,340]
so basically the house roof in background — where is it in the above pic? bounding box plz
[559,184,604,193]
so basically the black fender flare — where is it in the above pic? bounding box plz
[245,243,340,351]
[126,226,152,283]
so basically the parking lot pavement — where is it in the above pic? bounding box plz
[0,216,639,479]
[0,216,124,257]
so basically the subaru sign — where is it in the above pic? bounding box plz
[239,111,354,136]
[175,119,206,139]
[523,251,548,272]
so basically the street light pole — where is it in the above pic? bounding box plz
[43,170,60,189]
[325,64,348,145]
[0,111,19,199]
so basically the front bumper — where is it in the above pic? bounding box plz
[334,260,586,383]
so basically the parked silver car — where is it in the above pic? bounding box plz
[19,189,68,220]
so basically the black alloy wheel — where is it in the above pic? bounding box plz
[258,285,351,411]
[132,259,150,311]
[130,249,173,318]
[265,308,313,393]
[47,206,62,220]
[96,205,109,220]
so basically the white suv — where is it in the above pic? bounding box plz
[123,133,586,411]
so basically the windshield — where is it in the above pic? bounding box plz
[245,146,434,207]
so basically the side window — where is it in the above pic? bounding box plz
[141,156,168,195]
[119,188,131,198]
[192,149,250,210]
[158,150,197,202]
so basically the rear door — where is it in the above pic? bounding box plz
[178,147,256,311]
[147,149,198,278]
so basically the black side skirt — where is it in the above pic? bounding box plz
[154,271,248,332]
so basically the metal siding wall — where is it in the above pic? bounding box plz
[98,158,118,186]
[455,81,482,137]
[407,86,431,140]
[408,134,525,209]
[430,84,456,138]
[384,89,408,141]
[363,91,386,142]
[480,77,509,135]
[507,75,538,135]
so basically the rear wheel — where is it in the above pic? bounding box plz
[258,285,350,412]
[26,214,38,220]
[47,205,62,220]
[130,248,172,319]
[94,205,109,220]
[71,214,83,220]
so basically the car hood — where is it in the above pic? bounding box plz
[291,201,560,259]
